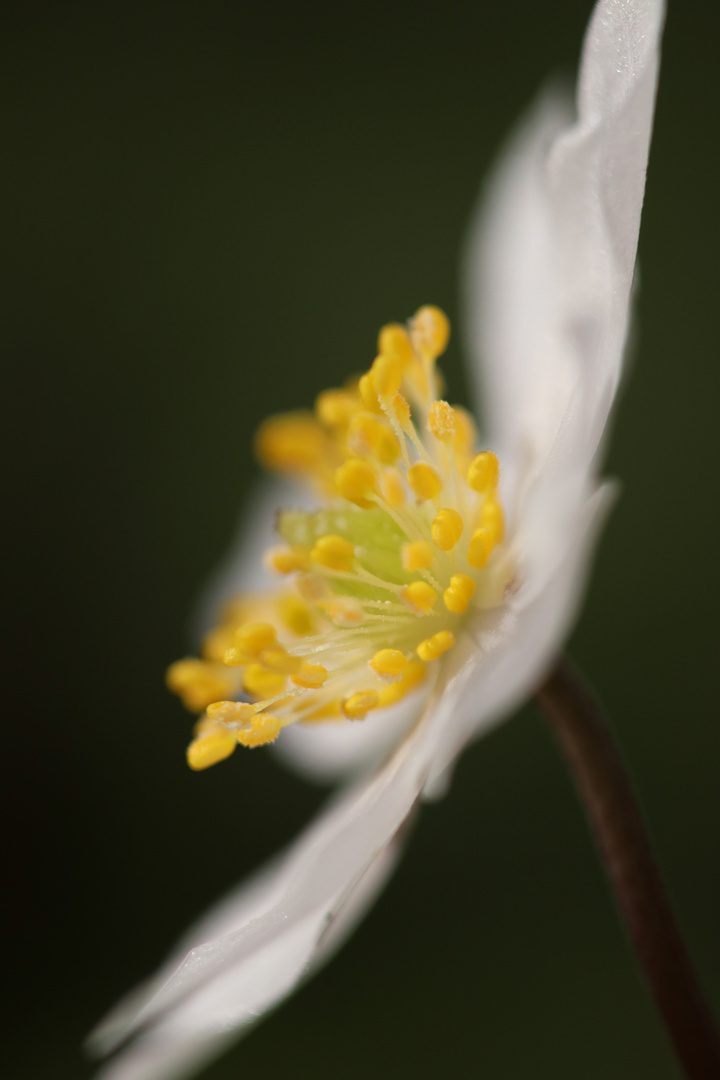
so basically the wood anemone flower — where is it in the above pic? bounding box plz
[90,3,665,1078]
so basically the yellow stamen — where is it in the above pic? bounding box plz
[358,372,383,413]
[292,663,329,689]
[278,593,316,636]
[259,646,302,674]
[311,534,356,571]
[468,451,500,493]
[348,413,400,464]
[242,664,287,699]
[417,630,455,661]
[187,731,238,770]
[481,494,505,543]
[407,462,442,501]
[166,659,234,712]
[401,539,434,571]
[468,527,494,569]
[206,700,255,724]
[428,400,457,441]
[451,407,476,460]
[370,354,403,399]
[378,323,415,366]
[443,573,476,615]
[266,545,310,574]
[402,580,437,614]
[334,458,379,507]
[316,388,359,428]
[255,413,328,473]
[342,690,380,720]
[390,392,411,426]
[302,698,343,722]
[431,508,463,551]
[321,596,365,626]
[378,659,426,706]
[382,468,406,507]
[174,306,509,770]
[412,305,450,359]
[200,625,236,662]
[369,649,408,678]
[238,714,282,747]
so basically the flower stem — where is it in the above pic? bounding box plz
[535,658,720,1080]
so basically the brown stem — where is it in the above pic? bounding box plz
[536,658,720,1080]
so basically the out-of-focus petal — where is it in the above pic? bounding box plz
[464,0,665,505]
[192,478,307,639]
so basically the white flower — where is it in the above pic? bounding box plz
[90,2,665,1077]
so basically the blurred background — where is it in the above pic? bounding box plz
[3,1,719,1077]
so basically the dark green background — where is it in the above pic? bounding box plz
[3,2,719,1077]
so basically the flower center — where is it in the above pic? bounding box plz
[167,306,511,771]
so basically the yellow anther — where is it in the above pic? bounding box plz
[428,400,457,440]
[431,508,463,551]
[342,690,380,720]
[223,621,278,665]
[481,494,505,543]
[242,664,287,699]
[311,533,356,571]
[187,732,237,771]
[401,580,437,614]
[237,622,277,653]
[417,630,456,662]
[200,625,236,662]
[468,526,494,569]
[443,573,477,615]
[358,371,383,413]
[468,451,500,493]
[303,698,343,722]
[401,539,434,572]
[278,593,316,636]
[295,574,328,602]
[254,412,327,473]
[321,596,365,627]
[206,700,255,724]
[315,388,359,428]
[237,714,282,747]
[407,462,442,501]
[348,414,400,464]
[292,662,329,689]
[166,659,234,712]
[378,323,415,366]
[382,468,406,508]
[259,646,302,674]
[389,392,411,426]
[378,659,426,707]
[334,458,379,507]
[369,649,408,679]
[265,544,310,575]
[452,407,476,459]
[370,353,403,399]
[413,305,450,359]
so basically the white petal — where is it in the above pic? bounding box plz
[91,689,461,1080]
[93,832,406,1080]
[464,0,665,503]
[272,688,424,784]
[424,481,616,792]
